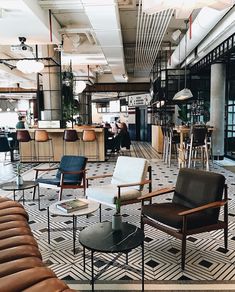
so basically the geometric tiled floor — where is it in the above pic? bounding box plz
[1,143,235,290]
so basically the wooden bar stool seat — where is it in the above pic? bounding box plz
[34,130,54,163]
[63,129,80,155]
[82,129,99,161]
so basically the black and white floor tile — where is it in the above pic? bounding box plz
[1,142,235,289]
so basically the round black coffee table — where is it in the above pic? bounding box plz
[0,181,40,209]
[79,221,145,291]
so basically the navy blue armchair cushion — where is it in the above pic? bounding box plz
[0,137,11,152]
[37,155,87,186]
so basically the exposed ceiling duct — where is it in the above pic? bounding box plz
[169,6,230,68]
[134,0,174,77]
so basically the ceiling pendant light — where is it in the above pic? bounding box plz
[75,81,86,93]
[173,21,193,101]
[16,59,44,74]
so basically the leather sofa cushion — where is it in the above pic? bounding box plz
[0,245,42,263]
[0,235,38,250]
[0,257,44,277]
[0,227,32,240]
[0,207,29,220]
[0,267,56,292]
[0,220,29,231]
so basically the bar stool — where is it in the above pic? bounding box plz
[185,125,209,171]
[16,130,35,162]
[82,129,99,161]
[63,129,80,155]
[34,130,54,163]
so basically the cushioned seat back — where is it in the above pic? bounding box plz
[111,156,148,191]
[63,130,78,142]
[35,130,49,142]
[82,130,96,142]
[0,137,11,152]
[173,168,225,220]
[56,155,87,183]
[191,126,207,146]
[16,130,31,142]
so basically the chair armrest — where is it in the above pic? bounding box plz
[60,169,86,175]
[117,179,151,188]
[178,200,227,216]
[138,187,175,200]
[86,174,113,180]
[34,167,58,172]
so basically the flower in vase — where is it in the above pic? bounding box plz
[115,197,121,214]
[16,162,22,176]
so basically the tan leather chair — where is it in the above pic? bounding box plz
[34,130,54,163]
[82,129,99,161]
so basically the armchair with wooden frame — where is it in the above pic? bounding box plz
[33,155,87,201]
[140,168,228,270]
[86,156,152,220]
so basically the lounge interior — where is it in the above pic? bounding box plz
[1,1,235,291]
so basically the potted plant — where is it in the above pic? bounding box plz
[112,197,122,230]
[15,162,23,186]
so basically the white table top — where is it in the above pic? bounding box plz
[49,198,99,217]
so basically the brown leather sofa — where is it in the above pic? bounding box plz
[0,197,76,292]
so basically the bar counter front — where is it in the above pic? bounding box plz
[18,127,105,162]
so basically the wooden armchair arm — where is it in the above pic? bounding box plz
[60,169,86,175]
[34,167,58,172]
[138,187,175,200]
[178,200,227,216]
[86,174,113,180]
[117,180,151,188]
[34,167,59,179]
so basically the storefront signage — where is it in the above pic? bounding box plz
[128,94,152,107]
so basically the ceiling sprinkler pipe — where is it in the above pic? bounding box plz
[169,6,229,68]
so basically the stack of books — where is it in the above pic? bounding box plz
[56,199,88,213]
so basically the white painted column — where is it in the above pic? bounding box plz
[210,63,226,159]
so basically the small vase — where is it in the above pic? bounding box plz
[112,213,122,231]
[16,175,23,186]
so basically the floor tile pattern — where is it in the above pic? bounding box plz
[1,143,235,284]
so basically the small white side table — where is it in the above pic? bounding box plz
[47,198,99,254]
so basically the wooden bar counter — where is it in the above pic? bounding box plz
[19,126,105,162]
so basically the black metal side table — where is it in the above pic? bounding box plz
[0,181,40,210]
[79,222,145,292]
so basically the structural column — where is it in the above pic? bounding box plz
[40,45,61,121]
[210,63,226,160]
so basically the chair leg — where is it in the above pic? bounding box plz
[181,235,187,270]
[99,204,102,222]
[59,188,63,201]
[224,227,228,250]
[33,186,37,200]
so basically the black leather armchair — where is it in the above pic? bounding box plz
[140,168,228,270]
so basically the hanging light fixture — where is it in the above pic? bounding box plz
[142,0,233,18]
[75,81,86,93]
[173,21,193,101]
[16,59,44,74]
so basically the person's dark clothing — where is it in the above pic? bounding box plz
[105,129,131,153]
[16,121,25,129]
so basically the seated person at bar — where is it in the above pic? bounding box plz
[106,122,131,153]
[16,116,25,129]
